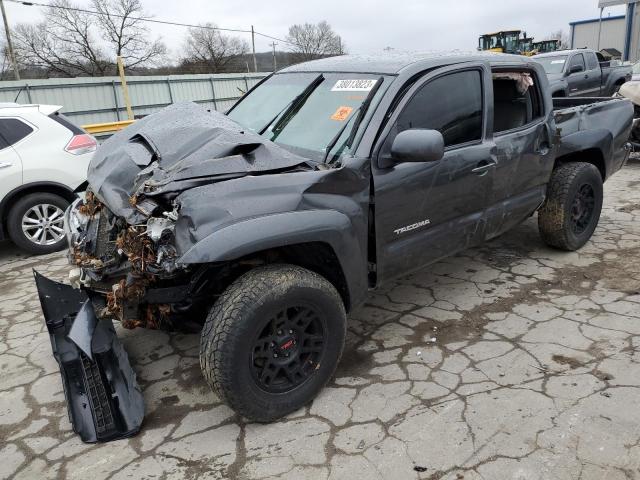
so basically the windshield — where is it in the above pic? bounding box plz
[504,33,520,53]
[228,72,389,160]
[480,35,501,50]
[535,55,568,74]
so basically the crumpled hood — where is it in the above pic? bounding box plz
[87,102,312,223]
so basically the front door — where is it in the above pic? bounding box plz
[372,65,494,282]
[567,53,588,96]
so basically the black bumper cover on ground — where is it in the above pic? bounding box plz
[33,271,144,443]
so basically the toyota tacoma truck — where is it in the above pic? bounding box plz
[35,52,633,442]
[533,48,631,97]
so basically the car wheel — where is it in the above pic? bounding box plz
[7,192,69,255]
[200,264,347,422]
[538,162,603,251]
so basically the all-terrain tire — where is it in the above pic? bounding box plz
[6,192,70,255]
[538,162,603,251]
[200,264,347,422]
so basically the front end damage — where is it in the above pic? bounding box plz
[34,272,144,442]
[34,102,323,441]
[66,191,189,330]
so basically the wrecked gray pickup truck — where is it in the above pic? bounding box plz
[35,53,633,441]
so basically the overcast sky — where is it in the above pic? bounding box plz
[2,0,628,57]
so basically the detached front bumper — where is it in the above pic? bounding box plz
[34,271,144,443]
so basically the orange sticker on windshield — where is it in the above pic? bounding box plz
[331,106,354,121]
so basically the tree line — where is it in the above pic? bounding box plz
[1,0,346,79]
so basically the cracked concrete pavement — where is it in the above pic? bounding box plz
[1,162,640,480]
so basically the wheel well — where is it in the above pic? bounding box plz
[0,183,77,230]
[554,148,606,180]
[218,242,352,312]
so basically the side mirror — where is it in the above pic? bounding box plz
[568,64,584,75]
[390,129,445,164]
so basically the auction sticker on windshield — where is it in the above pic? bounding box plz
[331,106,354,121]
[331,79,377,91]
[551,60,566,64]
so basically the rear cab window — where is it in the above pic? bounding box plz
[492,70,544,134]
[586,52,599,70]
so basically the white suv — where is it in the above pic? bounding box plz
[0,103,96,254]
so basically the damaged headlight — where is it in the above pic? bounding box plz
[64,198,88,245]
[144,214,179,274]
[145,216,175,242]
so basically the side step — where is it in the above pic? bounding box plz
[33,271,144,443]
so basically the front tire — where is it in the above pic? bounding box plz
[200,264,347,422]
[6,192,69,255]
[538,162,603,251]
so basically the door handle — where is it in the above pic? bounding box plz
[0,162,13,169]
[535,123,553,156]
[472,160,496,175]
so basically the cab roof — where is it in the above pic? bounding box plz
[280,52,532,76]
[533,48,594,59]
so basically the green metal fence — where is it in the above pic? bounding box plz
[0,73,268,125]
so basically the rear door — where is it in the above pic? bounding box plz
[372,64,494,282]
[485,67,554,239]
[584,52,603,95]
[567,53,589,96]
[0,118,26,203]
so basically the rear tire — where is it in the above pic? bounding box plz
[538,162,603,251]
[6,192,70,255]
[199,264,347,422]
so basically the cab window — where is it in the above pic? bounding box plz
[569,54,586,73]
[586,52,599,70]
[492,71,543,133]
[389,70,483,149]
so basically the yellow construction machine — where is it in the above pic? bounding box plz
[479,31,559,56]
[478,30,525,54]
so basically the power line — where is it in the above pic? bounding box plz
[4,0,300,47]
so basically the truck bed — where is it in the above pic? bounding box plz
[552,97,618,110]
[552,96,633,177]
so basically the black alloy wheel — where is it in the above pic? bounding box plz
[250,306,326,393]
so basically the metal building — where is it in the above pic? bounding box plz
[570,1,640,62]
[570,15,626,53]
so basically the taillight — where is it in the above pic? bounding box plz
[65,134,97,155]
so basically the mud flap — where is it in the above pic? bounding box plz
[33,271,144,443]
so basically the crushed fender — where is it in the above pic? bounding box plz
[34,271,144,443]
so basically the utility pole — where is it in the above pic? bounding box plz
[597,7,604,51]
[0,0,20,80]
[251,25,257,73]
[270,41,277,72]
[117,56,134,120]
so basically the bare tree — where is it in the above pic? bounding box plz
[13,0,165,77]
[182,23,248,73]
[14,1,108,77]
[285,21,345,61]
[91,0,166,68]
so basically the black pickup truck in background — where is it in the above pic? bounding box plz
[534,48,632,97]
[34,52,634,441]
